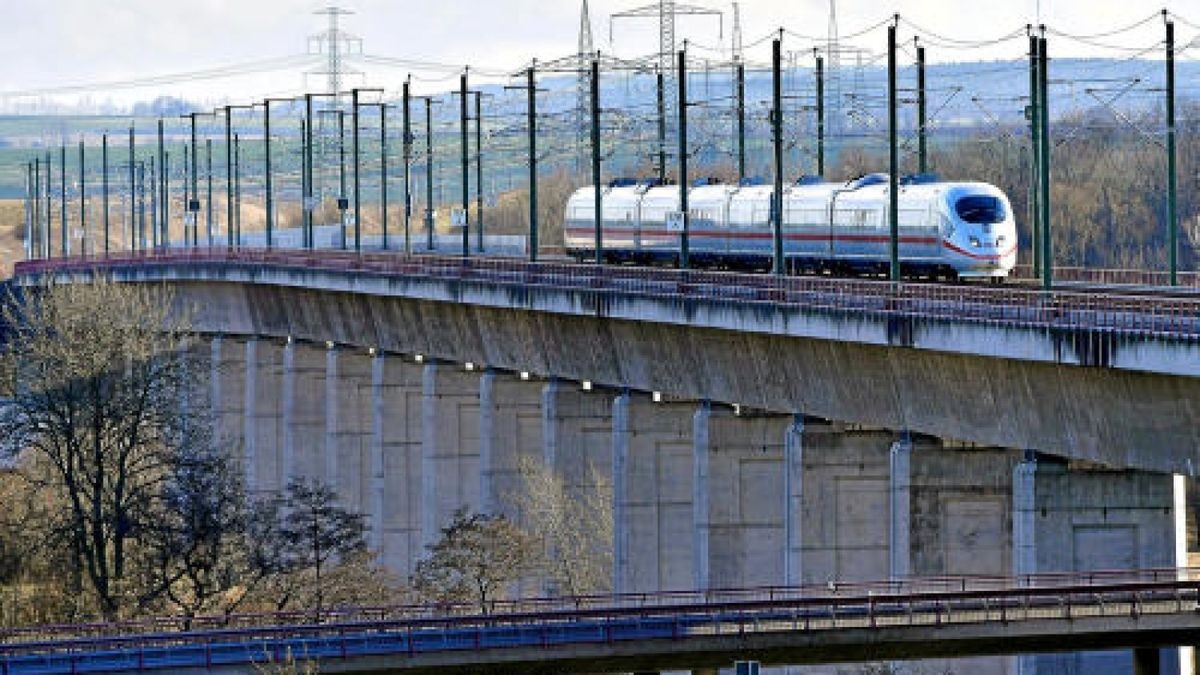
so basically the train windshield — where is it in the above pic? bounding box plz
[955,195,1006,224]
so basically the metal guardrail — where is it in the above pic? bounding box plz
[2,568,1199,674]
[1011,263,1200,289]
[13,249,1200,340]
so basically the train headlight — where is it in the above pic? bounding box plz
[970,236,981,247]
[996,236,1006,246]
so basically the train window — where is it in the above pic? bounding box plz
[955,195,1006,224]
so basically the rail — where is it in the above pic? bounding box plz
[13,249,1200,341]
[2,568,1199,673]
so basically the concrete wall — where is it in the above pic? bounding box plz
[198,331,1191,675]
[157,278,1200,475]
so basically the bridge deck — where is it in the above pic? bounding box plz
[13,249,1200,340]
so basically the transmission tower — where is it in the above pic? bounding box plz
[577,0,595,175]
[308,6,363,103]
[730,1,742,63]
[826,0,842,136]
[611,0,722,165]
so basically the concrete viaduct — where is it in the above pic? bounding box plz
[14,250,1200,674]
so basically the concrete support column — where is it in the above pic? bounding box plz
[889,433,912,581]
[1176,474,1196,675]
[368,352,386,553]
[478,371,545,519]
[324,345,340,489]
[281,339,296,485]
[1018,457,1185,674]
[612,390,630,594]
[209,336,222,442]
[479,369,497,515]
[1013,451,1038,580]
[692,402,712,591]
[612,392,696,593]
[376,356,425,577]
[783,415,804,586]
[541,379,559,469]
[242,338,258,490]
[420,362,481,547]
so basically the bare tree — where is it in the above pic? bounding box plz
[146,440,252,622]
[411,508,539,614]
[0,278,206,620]
[512,456,612,597]
[245,478,373,613]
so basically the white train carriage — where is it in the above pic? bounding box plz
[564,174,1017,279]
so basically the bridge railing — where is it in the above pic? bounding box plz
[12,248,1200,340]
[2,570,1200,673]
[1,565,1196,645]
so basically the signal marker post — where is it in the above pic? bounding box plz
[678,48,690,270]
[591,57,603,265]
[887,21,900,283]
[1165,13,1178,286]
[771,36,784,276]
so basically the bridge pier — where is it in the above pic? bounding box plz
[479,370,544,519]
[371,353,425,577]
[281,342,326,484]
[245,338,285,493]
[420,362,482,547]
[1014,453,1190,675]
[613,391,696,593]
[692,404,792,590]
[325,347,372,512]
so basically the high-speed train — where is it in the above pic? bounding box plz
[563,174,1018,279]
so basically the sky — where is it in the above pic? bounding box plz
[2,0,1198,109]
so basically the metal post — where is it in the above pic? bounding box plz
[403,79,412,253]
[1028,35,1041,275]
[338,110,347,249]
[234,133,242,246]
[226,106,234,248]
[60,143,67,257]
[304,95,314,249]
[460,73,470,257]
[736,61,746,182]
[678,48,690,269]
[381,102,389,250]
[78,140,86,257]
[205,138,213,246]
[190,114,200,246]
[917,43,927,174]
[101,134,110,256]
[1166,15,1178,286]
[887,24,900,282]
[45,152,52,257]
[148,156,156,250]
[527,66,538,262]
[182,142,191,245]
[815,54,824,178]
[157,120,166,248]
[475,90,483,252]
[32,159,40,259]
[137,161,146,249]
[591,58,603,265]
[425,98,434,251]
[352,88,362,253]
[23,163,31,260]
[656,70,667,183]
[771,38,784,276]
[1038,34,1051,290]
[300,118,309,248]
[264,100,274,249]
